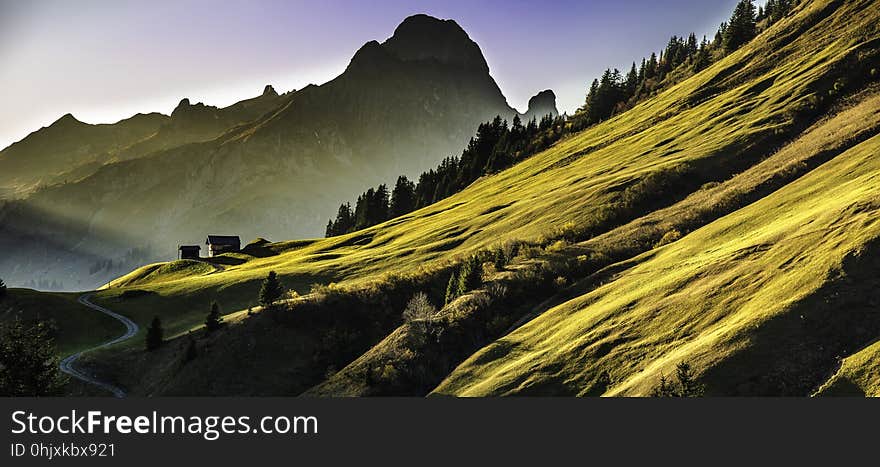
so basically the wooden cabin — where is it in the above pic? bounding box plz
[206,235,241,257]
[178,245,201,260]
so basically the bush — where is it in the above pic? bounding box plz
[546,239,570,253]
[493,248,507,270]
[655,229,683,247]
[205,302,223,332]
[554,276,569,289]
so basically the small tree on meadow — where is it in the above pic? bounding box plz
[205,302,223,332]
[259,271,283,308]
[145,316,163,351]
[0,277,6,299]
[402,292,438,335]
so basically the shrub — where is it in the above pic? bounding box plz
[554,276,569,289]
[655,229,683,247]
[547,239,570,253]
[205,302,223,332]
[493,248,507,270]
[487,282,508,301]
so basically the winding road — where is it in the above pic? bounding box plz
[59,294,139,398]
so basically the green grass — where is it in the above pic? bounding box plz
[433,131,880,396]
[0,289,123,356]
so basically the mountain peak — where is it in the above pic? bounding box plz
[262,85,277,97]
[525,90,559,120]
[382,14,489,73]
[54,113,82,126]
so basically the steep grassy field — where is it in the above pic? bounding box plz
[77,0,880,396]
[434,132,880,396]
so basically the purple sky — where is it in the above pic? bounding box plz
[0,0,749,150]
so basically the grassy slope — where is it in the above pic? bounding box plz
[0,289,122,356]
[97,0,877,337]
[434,132,880,396]
[309,87,880,396]
[815,339,880,396]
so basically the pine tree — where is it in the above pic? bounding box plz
[456,256,483,297]
[324,219,335,238]
[259,271,283,308]
[646,53,658,80]
[0,319,64,396]
[0,277,6,299]
[145,316,163,351]
[373,184,391,223]
[714,22,727,46]
[444,271,459,305]
[723,0,757,53]
[624,62,639,101]
[205,301,223,332]
[390,176,416,218]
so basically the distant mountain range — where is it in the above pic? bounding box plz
[0,14,557,290]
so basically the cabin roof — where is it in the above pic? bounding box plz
[206,235,241,246]
[178,245,201,250]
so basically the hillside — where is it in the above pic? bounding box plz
[0,15,548,291]
[52,0,880,396]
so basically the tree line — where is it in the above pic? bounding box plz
[324,1,796,239]
[326,113,567,237]
[573,0,796,129]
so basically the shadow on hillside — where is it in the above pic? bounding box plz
[701,232,880,396]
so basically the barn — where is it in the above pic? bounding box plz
[178,245,201,260]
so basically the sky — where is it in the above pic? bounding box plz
[0,0,750,150]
